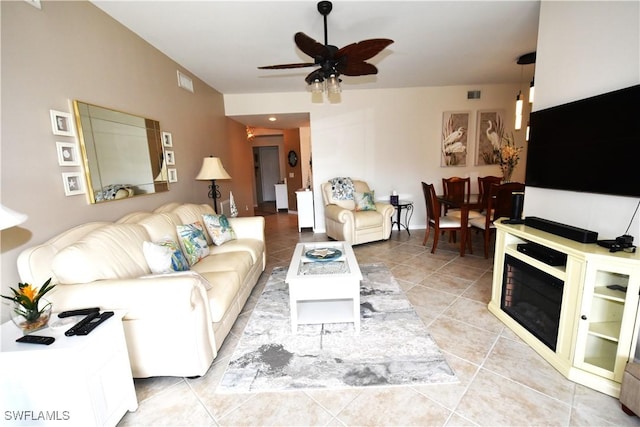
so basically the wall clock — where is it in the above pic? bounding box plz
[288,150,298,167]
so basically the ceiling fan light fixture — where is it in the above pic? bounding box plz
[309,79,324,93]
[327,74,341,94]
[257,1,393,101]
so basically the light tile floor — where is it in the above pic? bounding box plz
[119,212,640,426]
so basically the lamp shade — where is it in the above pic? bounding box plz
[195,157,231,181]
[0,204,27,231]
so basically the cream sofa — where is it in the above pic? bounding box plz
[17,203,265,378]
[321,179,395,245]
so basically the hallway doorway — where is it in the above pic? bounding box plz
[253,146,280,204]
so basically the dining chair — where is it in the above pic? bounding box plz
[477,176,502,214]
[469,182,525,258]
[442,176,483,219]
[422,182,472,254]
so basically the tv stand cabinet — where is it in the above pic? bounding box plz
[490,219,640,397]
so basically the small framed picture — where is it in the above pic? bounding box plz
[165,150,175,166]
[56,142,80,166]
[61,172,85,196]
[162,131,173,147]
[168,168,178,183]
[50,110,74,137]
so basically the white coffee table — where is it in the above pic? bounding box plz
[285,241,363,333]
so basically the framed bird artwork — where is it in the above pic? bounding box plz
[475,110,506,166]
[441,111,470,167]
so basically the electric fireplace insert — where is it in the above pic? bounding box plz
[501,254,564,351]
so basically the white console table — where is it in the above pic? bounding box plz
[0,312,138,426]
[490,220,640,397]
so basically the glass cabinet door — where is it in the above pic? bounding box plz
[574,262,640,382]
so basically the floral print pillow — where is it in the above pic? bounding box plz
[354,191,377,211]
[202,214,236,246]
[329,177,355,200]
[176,221,210,266]
[142,240,190,274]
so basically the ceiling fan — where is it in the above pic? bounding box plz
[257,1,394,93]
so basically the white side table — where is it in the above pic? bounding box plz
[1,311,138,426]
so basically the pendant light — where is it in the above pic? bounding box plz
[529,78,535,104]
[515,51,536,132]
[515,91,523,130]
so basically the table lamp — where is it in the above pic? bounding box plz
[195,156,231,214]
[0,204,28,230]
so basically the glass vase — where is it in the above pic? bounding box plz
[501,165,514,183]
[10,298,52,334]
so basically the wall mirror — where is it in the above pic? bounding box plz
[73,101,168,204]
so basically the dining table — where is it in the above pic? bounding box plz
[436,193,482,257]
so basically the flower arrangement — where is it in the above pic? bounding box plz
[498,133,522,182]
[2,278,55,331]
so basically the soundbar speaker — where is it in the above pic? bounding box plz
[524,216,598,243]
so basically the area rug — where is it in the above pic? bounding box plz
[217,263,457,393]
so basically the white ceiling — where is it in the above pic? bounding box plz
[92,0,540,128]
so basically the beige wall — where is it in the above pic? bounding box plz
[0,1,228,321]
[225,117,256,216]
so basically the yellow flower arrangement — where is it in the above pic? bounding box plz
[2,278,55,323]
[498,133,522,182]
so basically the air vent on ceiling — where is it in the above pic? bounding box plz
[177,70,194,93]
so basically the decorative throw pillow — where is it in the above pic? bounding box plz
[202,213,236,246]
[329,177,355,200]
[176,222,210,266]
[354,191,377,211]
[142,240,190,274]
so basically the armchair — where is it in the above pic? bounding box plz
[321,179,394,245]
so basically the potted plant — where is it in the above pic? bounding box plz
[2,278,55,333]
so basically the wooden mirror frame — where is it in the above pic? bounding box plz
[73,101,169,204]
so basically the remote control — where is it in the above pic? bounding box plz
[74,311,114,335]
[65,311,100,336]
[16,335,55,345]
[58,307,100,318]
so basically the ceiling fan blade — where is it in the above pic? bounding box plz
[294,32,330,60]
[335,39,394,62]
[258,62,316,70]
[336,61,379,76]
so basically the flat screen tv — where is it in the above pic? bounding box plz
[525,84,640,198]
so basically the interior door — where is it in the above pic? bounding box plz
[256,146,280,202]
